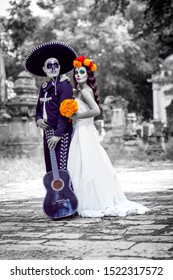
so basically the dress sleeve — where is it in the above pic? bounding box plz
[54,81,73,137]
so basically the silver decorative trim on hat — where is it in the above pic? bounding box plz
[24,41,77,68]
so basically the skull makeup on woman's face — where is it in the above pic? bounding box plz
[43,57,60,78]
[75,66,87,84]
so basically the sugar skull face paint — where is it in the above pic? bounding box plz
[75,66,87,84]
[43,57,60,78]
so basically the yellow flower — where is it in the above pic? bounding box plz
[91,64,97,72]
[73,56,97,72]
[83,59,90,66]
[73,60,82,68]
[60,99,78,118]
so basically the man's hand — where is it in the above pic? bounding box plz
[37,119,48,130]
[47,136,61,149]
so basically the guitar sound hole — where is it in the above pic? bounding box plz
[52,179,64,191]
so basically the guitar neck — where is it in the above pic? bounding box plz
[49,148,60,180]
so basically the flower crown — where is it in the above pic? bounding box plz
[73,56,97,72]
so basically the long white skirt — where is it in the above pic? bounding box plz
[67,120,149,218]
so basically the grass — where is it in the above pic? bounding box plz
[1,151,173,187]
[0,155,45,187]
[104,137,173,164]
[1,137,173,186]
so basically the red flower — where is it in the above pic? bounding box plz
[89,61,94,68]
[73,56,97,72]
[76,56,86,63]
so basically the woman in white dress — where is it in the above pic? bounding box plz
[67,56,149,218]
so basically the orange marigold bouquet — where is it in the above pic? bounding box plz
[60,99,78,118]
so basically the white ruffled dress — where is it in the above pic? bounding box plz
[67,98,149,217]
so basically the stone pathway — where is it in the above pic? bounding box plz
[0,163,173,260]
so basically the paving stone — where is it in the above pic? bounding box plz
[129,242,173,259]
[116,219,155,225]
[0,164,173,260]
[127,235,173,242]
[83,234,122,240]
[45,233,84,240]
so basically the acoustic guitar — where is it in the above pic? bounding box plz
[43,126,78,219]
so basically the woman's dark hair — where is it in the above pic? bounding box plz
[73,67,101,108]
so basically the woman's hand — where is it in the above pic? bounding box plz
[47,136,61,149]
[70,112,79,120]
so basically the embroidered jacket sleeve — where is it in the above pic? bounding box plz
[35,87,44,123]
[54,81,73,137]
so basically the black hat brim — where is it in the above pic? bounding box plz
[24,41,77,77]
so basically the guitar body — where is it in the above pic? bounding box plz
[43,169,78,219]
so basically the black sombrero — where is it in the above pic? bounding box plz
[24,41,77,77]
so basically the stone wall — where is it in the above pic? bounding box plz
[0,71,42,157]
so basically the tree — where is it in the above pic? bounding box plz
[37,0,153,118]
[5,0,38,51]
[139,0,173,58]
[2,0,165,119]
[1,0,39,79]
[94,13,153,116]
[89,0,130,22]
[36,0,57,11]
